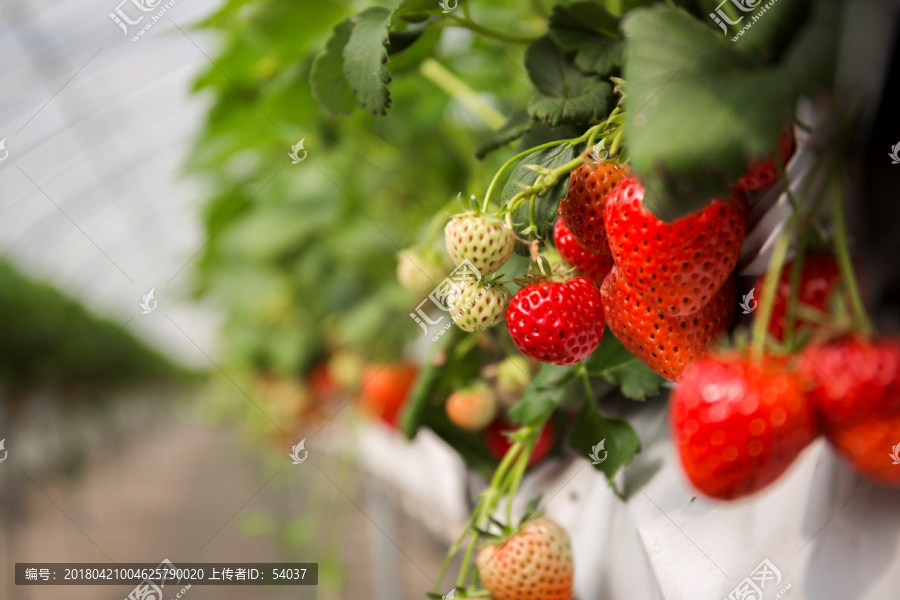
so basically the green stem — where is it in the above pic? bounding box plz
[483,143,565,212]
[751,226,792,360]
[783,236,807,350]
[528,194,538,233]
[420,59,506,130]
[433,503,480,591]
[450,413,548,591]
[579,365,593,399]
[454,440,523,588]
[830,171,873,335]
[608,126,625,158]
[505,442,532,524]
[504,153,587,214]
[422,197,465,247]
[443,15,541,44]
[774,149,799,215]
[482,123,606,213]
[462,0,473,20]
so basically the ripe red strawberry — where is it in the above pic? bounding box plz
[445,384,498,431]
[505,277,604,365]
[476,517,574,600]
[605,176,748,317]
[734,126,796,191]
[552,217,614,286]
[484,416,555,467]
[671,352,818,500]
[559,158,630,254]
[445,212,515,276]
[358,362,419,427]
[601,267,736,381]
[446,279,511,333]
[754,253,841,341]
[309,361,340,401]
[802,337,900,486]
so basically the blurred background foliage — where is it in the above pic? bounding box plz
[0,260,184,401]
[186,0,551,377]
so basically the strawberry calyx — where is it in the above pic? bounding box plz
[510,255,572,286]
[473,498,545,543]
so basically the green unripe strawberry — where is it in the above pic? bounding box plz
[396,247,448,296]
[447,279,511,333]
[496,356,534,405]
[444,213,515,276]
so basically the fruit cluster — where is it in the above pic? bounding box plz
[562,156,749,381]
[427,140,782,382]
[672,256,900,499]
[388,117,899,600]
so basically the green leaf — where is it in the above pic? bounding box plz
[501,143,575,255]
[508,364,576,425]
[773,0,839,94]
[527,85,612,128]
[387,19,431,55]
[399,329,460,439]
[344,7,393,115]
[310,19,357,118]
[599,0,658,18]
[601,360,664,400]
[585,330,664,400]
[475,110,536,160]
[572,39,623,77]
[394,0,445,22]
[568,393,641,482]
[622,6,834,219]
[583,328,636,372]
[549,2,624,76]
[525,37,613,126]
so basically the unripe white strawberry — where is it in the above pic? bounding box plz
[396,248,447,296]
[496,356,534,406]
[447,279,510,333]
[444,213,515,276]
[445,383,497,431]
[477,517,574,600]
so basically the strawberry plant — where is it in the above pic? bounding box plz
[187,0,900,596]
